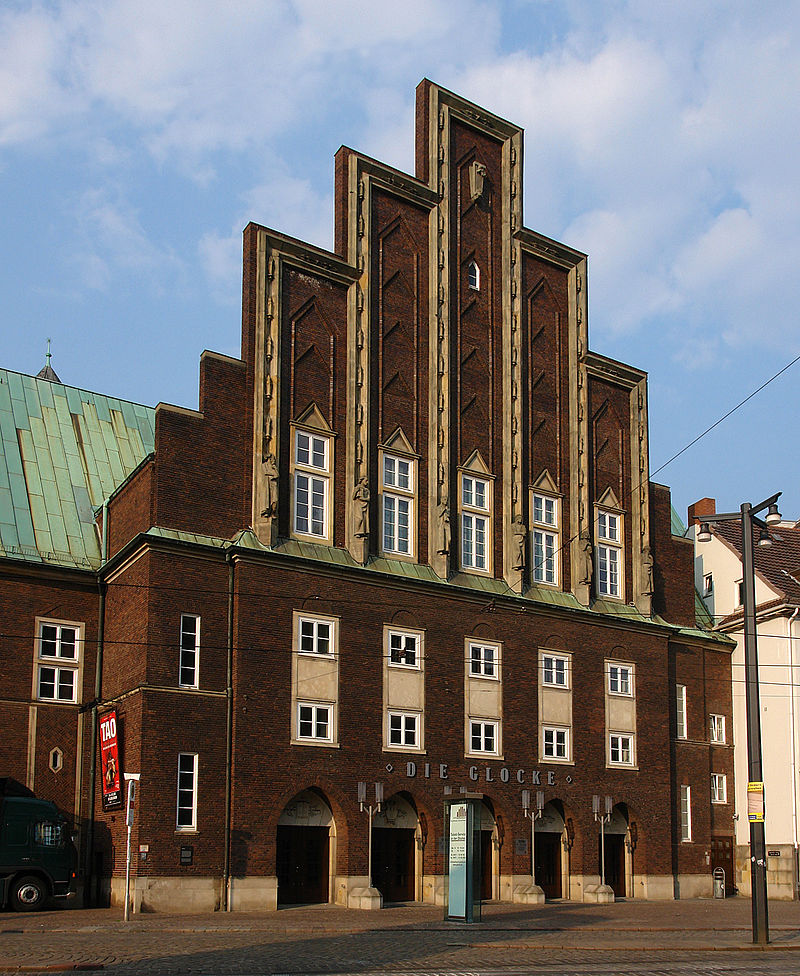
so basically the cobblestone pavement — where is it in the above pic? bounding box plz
[1,899,799,975]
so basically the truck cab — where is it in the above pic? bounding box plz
[0,782,77,911]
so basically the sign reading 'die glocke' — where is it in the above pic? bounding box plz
[99,709,123,810]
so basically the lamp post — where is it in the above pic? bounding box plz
[593,794,612,888]
[522,789,544,885]
[358,781,383,889]
[697,491,781,946]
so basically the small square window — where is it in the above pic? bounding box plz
[388,711,419,749]
[469,642,498,678]
[542,654,568,688]
[389,631,419,668]
[608,664,633,696]
[470,720,499,755]
[542,726,569,760]
[297,703,332,742]
[298,618,333,656]
[609,733,634,766]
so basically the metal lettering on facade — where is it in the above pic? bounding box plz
[403,761,571,787]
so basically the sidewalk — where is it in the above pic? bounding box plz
[1,898,799,973]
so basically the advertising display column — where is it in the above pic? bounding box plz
[444,796,482,922]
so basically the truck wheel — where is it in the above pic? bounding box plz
[11,875,47,912]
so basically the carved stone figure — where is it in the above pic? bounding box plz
[353,477,370,538]
[642,544,654,595]
[579,529,593,586]
[436,500,451,555]
[512,515,527,571]
[260,453,279,518]
[469,160,487,201]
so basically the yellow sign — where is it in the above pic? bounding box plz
[748,781,765,822]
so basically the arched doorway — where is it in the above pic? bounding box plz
[599,804,629,898]
[276,790,335,905]
[371,793,419,903]
[535,801,565,899]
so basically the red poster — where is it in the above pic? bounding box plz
[100,709,123,809]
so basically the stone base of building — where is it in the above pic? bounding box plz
[228,875,278,911]
[110,876,223,913]
[737,844,799,900]
[635,874,674,900]
[674,874,713,899]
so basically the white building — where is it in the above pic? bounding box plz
[690,497,800,900]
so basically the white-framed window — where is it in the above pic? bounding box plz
[388,630,420,669]
[467,260,480,291]
[596,508,623,598]
[680,784,692,841]
[179,615,200,688]
[461,473,491,572]
[676,684,687,739]
[387,710,420,749]
[469,720,499,755]
[542,653,569,688]
[297,616,334,657]
[176,752,198,830]
[532,493,559,585]
[292,428,331,541]
[703,573,713,596]
[542,726,570,760]
[381,453,415,557]
[711,773,727,804]
[297,702,333,742]
[36,620,81,703]
[469,641,499,679]
[609,732,635,766]
[710,713,726,744]
[608,663,633,696]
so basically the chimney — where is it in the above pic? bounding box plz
[688,497,716,526]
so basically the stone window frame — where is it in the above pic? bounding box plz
[290,424,334,545]
[607,662,634,697]
[541,651,569,689]
[379,450,417,560]
[178,614,200,689]
[595,506,624,599]
[459,470,493,576]
[531,491,560,586]
[296,613,337,658]
[468,718,500,757]
[386,628,422,671]
[542,724,571,762]
[609,731,636,767]
[33,617,84,705]
[468,639,500,680]
[295,701,334,744]
[386,709,422,752]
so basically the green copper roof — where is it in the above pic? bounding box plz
[0,368,155,569]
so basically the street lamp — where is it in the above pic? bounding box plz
[697,491,781,946]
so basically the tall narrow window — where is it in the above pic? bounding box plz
[596,508,623,598]
[711,773,727,804]
[532,493,559,585]
[179,615,200,688]
[293,428,331,541]
[461,473,491,572]
[381,453,415,557]
[680,785,692,841]
[676,684,687,739]
[176,753,198,830]
[36,620,81,703]
[467,260,480,290]
[710,714,726,744]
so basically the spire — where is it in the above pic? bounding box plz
[36,337,61,383]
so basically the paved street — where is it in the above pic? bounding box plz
[1,899,799,975]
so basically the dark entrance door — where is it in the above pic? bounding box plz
[276,825,329,905]
[477,830,492,900]
[536,832,562,898]
[601,833,626,897]
[372,827,415,902]
[711,835,736,894]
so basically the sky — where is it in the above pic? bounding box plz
[2,0,799,525]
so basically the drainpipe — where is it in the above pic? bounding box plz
[788,606,799,898]
[222,552,235,910]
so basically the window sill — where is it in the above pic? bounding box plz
[383,746,426,755]
[291,738,340,748]
[541,757,575,766]
[607,763,638,770]
[175,828,198,835]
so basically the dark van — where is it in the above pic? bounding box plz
[0,779,77,911]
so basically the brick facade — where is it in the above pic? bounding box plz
[0,81,734,912]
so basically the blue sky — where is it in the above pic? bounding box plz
[2,0,799,523]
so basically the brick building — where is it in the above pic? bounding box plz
[1,81,734,912]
